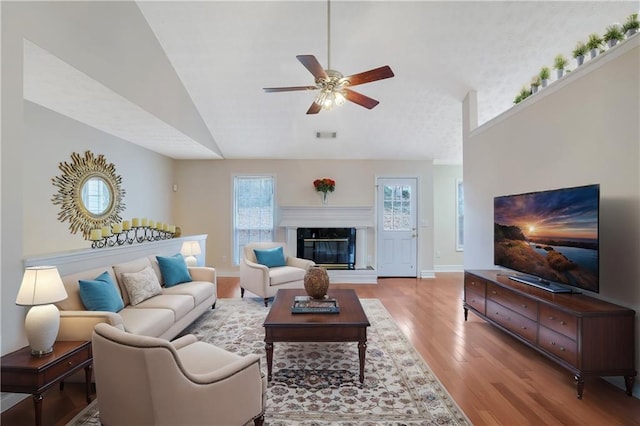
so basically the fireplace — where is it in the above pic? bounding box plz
[297,228,356,270]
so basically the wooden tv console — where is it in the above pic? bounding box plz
[464,270,636,399]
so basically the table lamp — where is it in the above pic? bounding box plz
[181,241,202,267]
[15,266,68,356]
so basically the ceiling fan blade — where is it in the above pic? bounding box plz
[343,65,394,87]
[344,88,380,109]
[263,86,317,93]
[296,55,328,80]
[306,101,322,115]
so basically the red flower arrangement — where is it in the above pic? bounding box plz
[313,178,336,193]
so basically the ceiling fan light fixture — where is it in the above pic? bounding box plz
[315,88,346,111]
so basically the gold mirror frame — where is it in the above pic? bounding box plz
[52,151,126,239]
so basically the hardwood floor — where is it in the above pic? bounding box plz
[3,273,639,425]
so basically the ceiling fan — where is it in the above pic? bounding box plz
[263,1,394,114]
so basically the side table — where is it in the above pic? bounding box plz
[1,341,93,426]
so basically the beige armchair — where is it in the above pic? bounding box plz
[240,242,315,306]
[92,323,266,426]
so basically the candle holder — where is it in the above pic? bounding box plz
[90,225,175,249]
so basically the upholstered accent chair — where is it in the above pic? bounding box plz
[240,242,315,306]
[92,323,266,426]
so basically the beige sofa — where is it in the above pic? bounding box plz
[56,255,216,341]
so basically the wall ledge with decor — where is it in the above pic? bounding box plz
[24,234,208,276]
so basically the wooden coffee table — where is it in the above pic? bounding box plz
[263,289,370,383]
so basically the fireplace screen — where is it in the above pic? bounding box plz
[297,228,356,269]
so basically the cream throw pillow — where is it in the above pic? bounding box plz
[121,265,162,305]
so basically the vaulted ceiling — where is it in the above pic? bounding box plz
[23,1,638,163]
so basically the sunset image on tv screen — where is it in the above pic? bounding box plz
[494,184,599,292]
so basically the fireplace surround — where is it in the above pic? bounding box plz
[279,206,376,283]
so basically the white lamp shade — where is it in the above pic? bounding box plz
[16,266,67,306]
[180,241,202,257]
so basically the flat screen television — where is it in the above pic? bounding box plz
[494,184,599,293]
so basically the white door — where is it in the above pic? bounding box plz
[376,178,418,277]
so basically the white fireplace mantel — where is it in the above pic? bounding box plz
[278,206,374,228]
[278,206,375,279]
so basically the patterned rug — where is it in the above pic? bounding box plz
[67,297,470,425]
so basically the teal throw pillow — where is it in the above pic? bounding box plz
[254,246,286,268]
[156,254,192,287]
[79,271,125,312]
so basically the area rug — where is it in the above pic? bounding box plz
[67,298,470,425]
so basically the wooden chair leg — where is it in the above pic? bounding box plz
[263,298,269,307]
[254,415,264,426]
[240,288,245,298]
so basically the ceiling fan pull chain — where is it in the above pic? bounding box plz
[327,0,331,70]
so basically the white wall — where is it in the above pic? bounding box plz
[464,38,640,390]
[434,165,464,270]
[173,159,435,277]
[24,102,174,256]
[1,2,178,361]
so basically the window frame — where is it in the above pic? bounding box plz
[456,179,464,252]
[232,174,276,265]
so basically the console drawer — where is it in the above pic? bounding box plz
[487,300,537,343]
[465,275,486,297]
[539,325,578,366]
[466,293,486,315]
[487,282,538,321]
[539,304,578,340]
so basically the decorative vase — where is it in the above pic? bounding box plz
[556,69,564,79]
[321,191,328,205]
[304,266,330,299]
[576,55,584,66]
[590,48,598,59]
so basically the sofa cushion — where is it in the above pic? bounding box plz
[132,294,194,321]
[268,266,307,286]
[121,266,163,306]
[254,246,286,268]
[162,281,216,306]
[118,307,175,336]
[156,254,192,287]
[78,271,125,312]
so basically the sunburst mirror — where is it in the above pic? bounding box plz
[52,151,126,239]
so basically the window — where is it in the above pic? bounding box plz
[233,176,274,264]
[456,179,464,251]
[382,184,412,231]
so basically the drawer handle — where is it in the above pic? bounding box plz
[521,304,527,308]
[560,320,566,325]
[521,326,527,330]
[548,316,555,320]
[559,347,566,352]
[68,361,73,366]
[550,341,556,346]
[492,291,497,295]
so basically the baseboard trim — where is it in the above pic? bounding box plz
[420,270,436,279]
[434,264,464,272]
